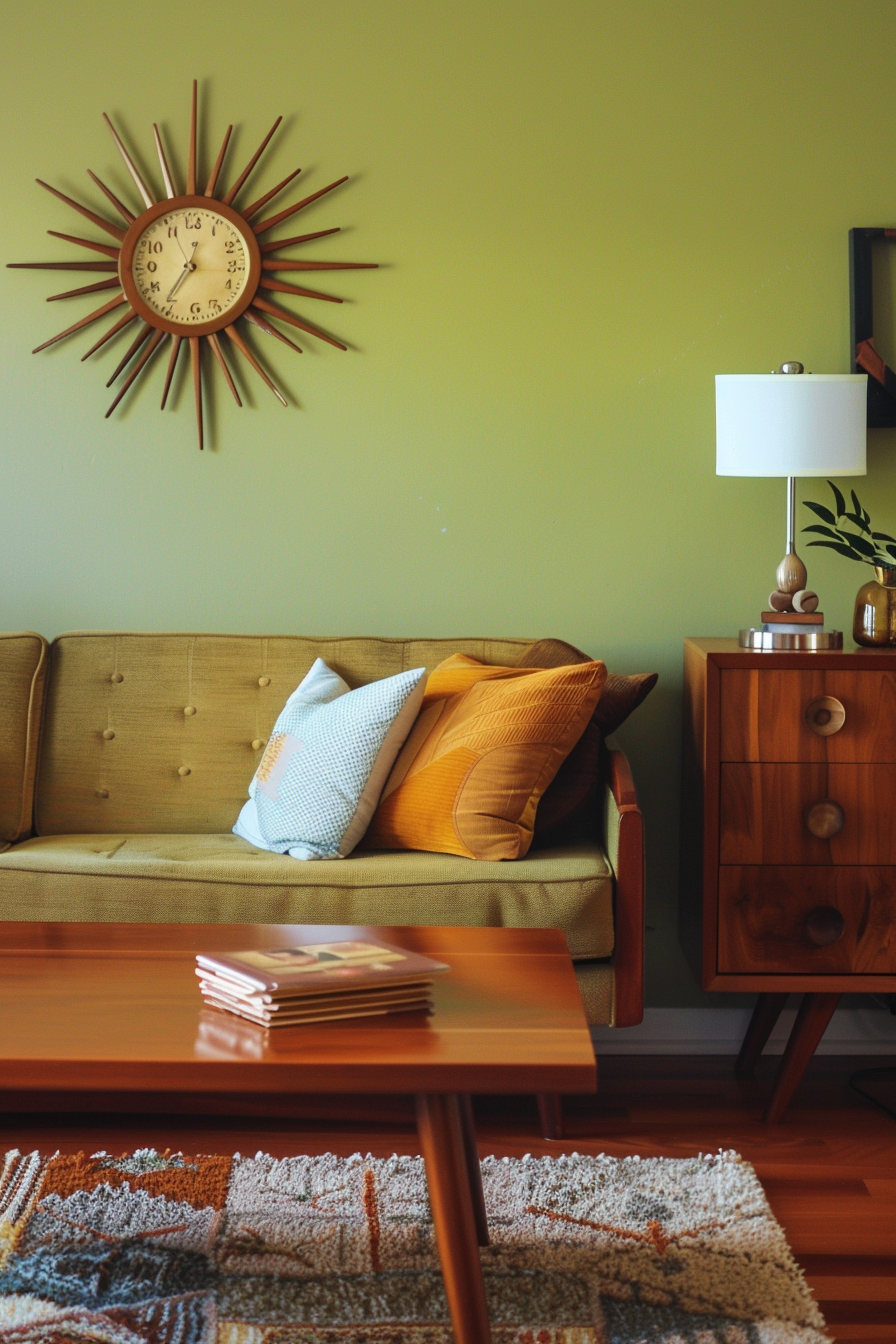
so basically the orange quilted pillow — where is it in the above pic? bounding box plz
[364,654,606,860]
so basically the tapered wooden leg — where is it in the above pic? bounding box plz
[458,1094,489,1246]
[764,992,841,1124]
[537,1092,564,1139]
[735,992,789,1079]
[417,1092,492,1344]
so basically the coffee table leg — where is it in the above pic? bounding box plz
[458,1093,489,1246]
[417,1092,492,1344]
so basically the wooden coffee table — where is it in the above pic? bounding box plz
[0,921,595,1344]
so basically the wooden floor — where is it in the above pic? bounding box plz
[1,1053,893,1340]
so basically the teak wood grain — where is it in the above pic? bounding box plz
[604,746,645,1028]
[0,923,596,1097]
[718,865,896,976]
[719,763,896,865]
[681,639,896,1119]
[0,922,594,1344]
[720,667,896,763]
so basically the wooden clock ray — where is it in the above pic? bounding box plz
[8,82,378,449]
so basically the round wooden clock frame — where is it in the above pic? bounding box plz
[119,196,262,338]
[8,82,377,450]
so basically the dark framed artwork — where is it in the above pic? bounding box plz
[849,227,896,427]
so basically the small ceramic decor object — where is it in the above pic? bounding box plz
[802,480,896,647]
[8,81,378,450]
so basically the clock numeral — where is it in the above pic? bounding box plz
[150,282,160,293]
[190,303,201,315]
[224,240,236,253]
[225,279,232,289]
[208,299,221,313]
[227,260,243,272]
[146,261,157,273]
[145,241,163,254]
[184,215,202,230]
[168,226,178,238]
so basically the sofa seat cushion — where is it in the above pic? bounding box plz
[0,834,614,959]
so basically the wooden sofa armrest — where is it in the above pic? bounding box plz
[601,747,645,1027]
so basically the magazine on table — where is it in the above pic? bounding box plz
[195,938,449,994]
[195,938,448,1026]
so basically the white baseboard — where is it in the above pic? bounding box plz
[590,1006,896,1055]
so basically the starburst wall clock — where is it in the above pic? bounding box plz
[8,82,377,449]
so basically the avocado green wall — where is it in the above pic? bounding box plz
[3,1,896,1006]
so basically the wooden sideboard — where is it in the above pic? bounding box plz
[680,638,896,1121]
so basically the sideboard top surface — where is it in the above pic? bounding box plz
[685,637,896,671]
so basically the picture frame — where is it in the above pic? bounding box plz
[849,227,896,427]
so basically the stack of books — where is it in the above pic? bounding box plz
[195,938,449,1028]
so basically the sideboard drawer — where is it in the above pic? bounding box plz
[720,669,896,763]
[720,763,896,864]
[718,866,896,975]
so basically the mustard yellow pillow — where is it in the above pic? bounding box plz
[364,654,606,860]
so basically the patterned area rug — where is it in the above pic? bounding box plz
[0,1147,828,1343]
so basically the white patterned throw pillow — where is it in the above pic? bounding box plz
[233,658,426,860]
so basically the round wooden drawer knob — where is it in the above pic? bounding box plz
[805,799,845,839]
[805,905,845,947]
[804,696,845,736]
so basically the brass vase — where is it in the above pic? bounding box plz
[853,565,896,647]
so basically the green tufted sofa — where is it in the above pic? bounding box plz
[0,630,645,1028]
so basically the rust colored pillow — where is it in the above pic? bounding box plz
[515,639,658,736]
[364,654,607,861]
[515,639,657,848]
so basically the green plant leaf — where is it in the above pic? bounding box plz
[829,480,847,518]
[845,511,872,534]
[887,543,896,560]
[803,500,836,525]
[851,488,863,517]
[806,540,865,560]
[840,530,876,558]
[803,524,844,540]
[872,530,896,542]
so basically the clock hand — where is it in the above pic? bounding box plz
[165,268,191,302]
[165,241,198,301]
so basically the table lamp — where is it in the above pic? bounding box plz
[716,362,867,649]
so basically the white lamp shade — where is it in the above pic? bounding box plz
[716,373,867,477]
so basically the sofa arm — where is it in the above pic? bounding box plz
[0,632,48,846]
[600,747,645,1026]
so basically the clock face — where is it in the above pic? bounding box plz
[119,195,261,336]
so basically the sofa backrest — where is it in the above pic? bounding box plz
[34,632,532,835]
[0,633,48,846]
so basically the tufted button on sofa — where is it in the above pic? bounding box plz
[0,630,645,1029]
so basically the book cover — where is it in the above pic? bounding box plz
[195,938,449,995]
